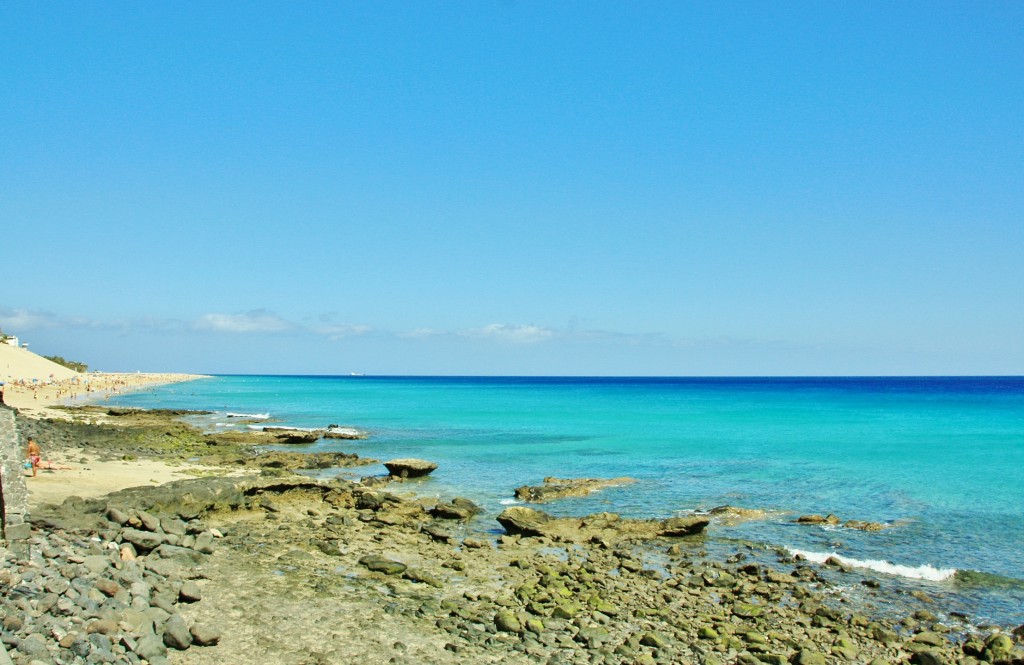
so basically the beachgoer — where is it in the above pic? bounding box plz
[27,438,41,477]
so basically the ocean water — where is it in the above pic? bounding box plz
[108,375,1024,626]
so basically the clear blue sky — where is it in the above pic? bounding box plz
[2,2,1021,375]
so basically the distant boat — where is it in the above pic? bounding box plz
[349,372,366,376]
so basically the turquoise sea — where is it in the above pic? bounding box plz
[107,375,1024,627]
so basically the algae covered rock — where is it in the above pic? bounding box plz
[359,554,407,575]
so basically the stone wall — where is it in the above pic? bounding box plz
[0,404,31,543]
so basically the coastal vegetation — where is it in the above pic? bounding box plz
[41,355,88,373]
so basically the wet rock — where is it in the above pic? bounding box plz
[909,650,947,665]
[791,650,828,665]
[323,426,368,440]
[497,506,555,538]
[912,631,948,648]
[709,505,770,524]
[984,633,1014,662]
[795,514,841,526]
[495,610,523,633]
[640,631,669,648]
[513,477,636,503]
[430,497,482,520]
[261,427,321,444]
[403,568,443,587]
[659,515,710,537]
[421,524,453,543]
[359,555,407,575]
[844,520,886,531]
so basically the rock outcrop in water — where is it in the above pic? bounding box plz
[513,476,636,503]
[384,458,438,478]
[496,506,710,543]
[796,513,887,531]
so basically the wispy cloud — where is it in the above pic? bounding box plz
[311,323,373,341]
[464,323,556,344]
[0,307,64,331]
[4,306,803,357]
[194,310,292,334]
[0,307,169,333]
[399,327,446,340]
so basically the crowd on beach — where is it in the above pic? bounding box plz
[1,372,206,418]
[2,375,95,401]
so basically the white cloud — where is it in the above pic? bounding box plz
[194,310,292,334]
[465,324,555,344]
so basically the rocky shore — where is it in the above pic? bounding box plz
[3,408,1023,665]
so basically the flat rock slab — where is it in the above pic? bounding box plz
[496,506,710,543]
[514,476,636,503]
[384,458,438,478]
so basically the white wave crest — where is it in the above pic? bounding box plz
[499,498,521,505]
[226,412,270,419]
[787,548,956,582]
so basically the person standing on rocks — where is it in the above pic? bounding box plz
[27,437,41,477]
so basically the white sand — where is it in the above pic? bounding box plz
[24,452,201,508]
[1,343,206,421]
[2,342,216,505]
[0,342,78,384]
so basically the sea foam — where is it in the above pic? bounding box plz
[788,548,956,582]
[226,412,270,419]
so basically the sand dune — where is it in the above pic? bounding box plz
[0,342,79,384]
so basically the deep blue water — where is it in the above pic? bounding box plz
[108,375,1024,626]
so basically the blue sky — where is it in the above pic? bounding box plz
[1,2,1021,375]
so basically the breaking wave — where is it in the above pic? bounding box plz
[787,548,957,582]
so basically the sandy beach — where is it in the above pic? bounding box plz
[1,356,206,422]
[21,453,199,508]
[1,342,209,503]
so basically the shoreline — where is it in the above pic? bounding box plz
[3,370,211,506]
[2,371,209,421]
[2,392,1021,662]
